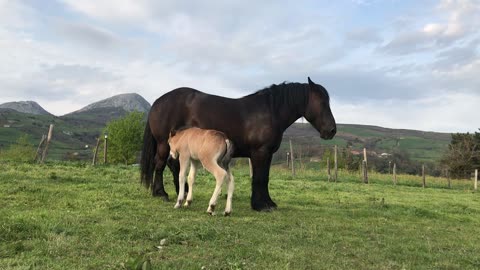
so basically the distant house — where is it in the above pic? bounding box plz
[3,125,10,128]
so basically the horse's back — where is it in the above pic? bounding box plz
[149,87,243,140]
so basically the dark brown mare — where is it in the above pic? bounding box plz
[140,77,336,211]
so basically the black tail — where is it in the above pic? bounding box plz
[140,120,156,189]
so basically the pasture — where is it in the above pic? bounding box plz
[1,162,479,269]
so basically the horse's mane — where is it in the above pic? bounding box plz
[245,81,329,114]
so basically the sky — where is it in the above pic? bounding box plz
[0,0,479,133]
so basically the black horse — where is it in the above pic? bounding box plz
[140,77,336,211]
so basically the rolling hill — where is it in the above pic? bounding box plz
[0,94,452,163]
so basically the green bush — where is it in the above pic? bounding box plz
[103,111,145,165]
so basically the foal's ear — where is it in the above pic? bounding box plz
[169,129,176,138]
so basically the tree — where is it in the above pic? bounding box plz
[104,111,145,165]
[441,130,480,178]
[0,134,36,162]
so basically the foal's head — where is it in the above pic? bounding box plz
[168,129,180,159]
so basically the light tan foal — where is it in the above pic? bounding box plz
[168,127,235,216]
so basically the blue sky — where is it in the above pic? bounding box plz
[0,0,479,132]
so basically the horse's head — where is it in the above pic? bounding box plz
[304,77,336,140]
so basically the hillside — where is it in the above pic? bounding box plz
[0,94,451,163]
[67,93,150,115]
[0,93,151,161]
[0,101,52,115]
[282,123,451,162]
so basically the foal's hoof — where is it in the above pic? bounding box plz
[224,211,231,217]
[184,200,192,207]
[207,205,216,215]
[174,200,183,209]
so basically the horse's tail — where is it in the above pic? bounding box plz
[140,119,156,189]
[221,139,235,169]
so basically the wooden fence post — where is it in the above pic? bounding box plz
[363,160,368,184]
[446,169,451,189]
[41,124,54,163]
[362,147,368,184]
[35,134,46,162]
[327,157,331,182]
[334,145,338,182]
[286,152,290,168]
[104,134,108,164]
[92,137,101,166]
[393,163,397,185]
[248,158,253,178]
[475,169,478,191]
[289,139,295,176]
[422,164,426,188]
[388,161,392,174]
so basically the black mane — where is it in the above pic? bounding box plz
[247,82,309,114]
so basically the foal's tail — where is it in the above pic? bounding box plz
[221,139,235,169]
[140,120,156,189]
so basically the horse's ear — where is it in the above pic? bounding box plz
[308,77,314,86]
[169,129,176,138]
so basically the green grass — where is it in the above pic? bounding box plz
[1,162,479,269]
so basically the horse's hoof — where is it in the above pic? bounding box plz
[184,200,192,207]
[251,202,276,212]
[267,200,277,209]
[153,193,170,202]
[224,211,231,217]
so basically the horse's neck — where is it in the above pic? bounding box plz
[271,85,308,131]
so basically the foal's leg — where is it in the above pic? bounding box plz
[167,157,188,196]
[224,166,235,216]
[185,160,199,207]
[203,159,227,215]
[174,157,190,209]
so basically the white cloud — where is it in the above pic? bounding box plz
[333,92,480,133]
[0,0,478,132]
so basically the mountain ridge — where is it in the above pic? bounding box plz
[0,101,52,116]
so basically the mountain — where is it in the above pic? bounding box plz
[70,93,151,114]
[61,93,151,125]
[0,101,52,116]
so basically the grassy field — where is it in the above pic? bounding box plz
[1,162,479,269]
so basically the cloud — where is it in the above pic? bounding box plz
[345,28,382,45]
[55,21,121,50]
[333,92,480,133]
[0,0,478,132]
[380,0,480,55]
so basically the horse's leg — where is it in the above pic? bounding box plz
[224,166,235,216]
[250,151,277,211]
[185,160,198,207]
[152,142,170,201]
[203,159,227,215]
[174,157,190,208]
[167,157,189,196]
